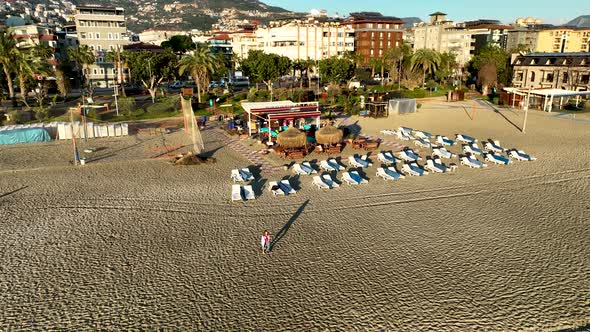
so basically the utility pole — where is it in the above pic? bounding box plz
[113,46,120,116]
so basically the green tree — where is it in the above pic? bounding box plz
[0,31,19,99]
[161,35,196,54]
[384,43,413,89]
[435,52,459,82]
[318,55,355,86]
[469,45,511,94]
[67,45,95,91]
[178,46,220,103]
[411,48,442,87]
[240,50,291,101]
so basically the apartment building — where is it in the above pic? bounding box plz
[511,52,590,90]
[536,28,590,53]
[506,27,539,51]
[344,12,404,65]
[254,18,355,61]
[74,5,129,87]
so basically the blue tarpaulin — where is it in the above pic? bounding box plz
[0,128,52,145]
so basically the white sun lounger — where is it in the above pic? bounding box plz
[328,158,345,171]
[348,155,371,168]
[462,143,483,155]
[436,135,456,146]
[241,168,254,181]
[394,130,413,141]
[322,174,339,188]
[414,138,432,148]
[508,149,536,161]
[313,176,330,189]
[268,181,285,196]
[402,162,428,176]
[341,171,358,185]
[398,149,421,162]
[293,163,312,175]
[413,130,432,139]
[380,129,396,135]
[484,140,506,153]
[377,167,396,181]
[425,159,446,173]
[432,146,455,159]
[399,126,413,135]
[456,134,477,143]
[386,166,405,180]
[460,156,488,168]
[484,153,512,165]
[231,184,243,201]
[231,169,243,182]
[342,171,368,185]
[302,161,317,174]
[279,180,297,194]
[320,160,337,172]
[243,185,255,200]
[377,152,396,165]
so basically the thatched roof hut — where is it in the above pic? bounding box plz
[277,127,307,148]
[315,125,343,145]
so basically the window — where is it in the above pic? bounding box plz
[370,49,374,55]
[581,74,590,84]
[100,68,104,75]
[115,33,119,40]
[95,33,100,39]
[96,45,102,51]
[563,72,568,83]
[530,72,536,82]
[378,24,382,29]
[93,68,98,75]
[89,45,95,51]
[108,33,113,40]
[516,72,523,81]
[97,57,104,63]
[545,73,554,82]
[88,32,93,39]
[81,32,86,39]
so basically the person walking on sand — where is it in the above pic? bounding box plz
[260,231,267,254]
[264,231,271,253]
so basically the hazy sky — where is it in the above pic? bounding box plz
[264,0,589,25]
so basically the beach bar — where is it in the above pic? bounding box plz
[241,101,320,139]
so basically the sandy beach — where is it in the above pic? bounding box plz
[1,99,589,330]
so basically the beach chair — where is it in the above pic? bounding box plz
[320,160,337,172]
[425,159,446,173]
[377,152,396,165]
[484,139,506,153]
[398,148,421,162]
[377,167,396,181]
[399,126,413,135]
[240,168,254,181]
[432,146,455,159]
[231,184,243,201]
[268,181,286,196]
[508,149,536,161]
[462,143,483,155]
[349,170,368,184]
[413,130,432,139]
[386,166,405,180]
[341,171,359,185]
[460,156,488,168]
[484,152,512,165]
[380,129,396,136]
[313,176,330,189]
[456,134,477,143]
[394,129,413,141]
[436,135,456,146]
[231,169,244,182]
[302,161,318,174]
[243,185,256,200]
[279,180,297,195]
[322,174,340,188]
[433,157,456,172]
[348,155,371,168]
[292,163,311,175]
[414,138,432,148]
[328,158,345,171]
[402,162,428,176]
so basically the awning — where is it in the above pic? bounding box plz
[268,111,320,120]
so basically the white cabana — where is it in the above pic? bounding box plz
[504,88,590,112]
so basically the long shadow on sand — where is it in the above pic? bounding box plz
[478,100,523,132]
[270,199,309,252]
[0,186,28,200]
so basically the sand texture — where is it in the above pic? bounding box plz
[0,99,589,330]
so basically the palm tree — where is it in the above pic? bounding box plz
[385,42,412,89]
[178,46,220,103]
[0,31,19,99]
[67,45,95,90]
[411,48,442,87]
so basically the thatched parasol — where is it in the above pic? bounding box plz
[315,125,343,145]
[277,127,307,148]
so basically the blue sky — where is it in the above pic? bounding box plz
[264,0,589,25]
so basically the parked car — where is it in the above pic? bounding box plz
[228,76,250,90]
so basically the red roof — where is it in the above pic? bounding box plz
[209,34,231,41]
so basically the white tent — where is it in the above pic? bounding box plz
[504,88,590,112]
